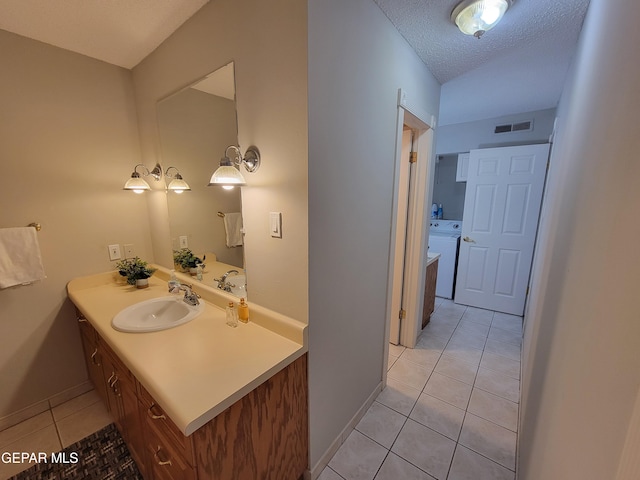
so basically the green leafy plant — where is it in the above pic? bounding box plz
[116,257,157,285]
[173,248,204,270]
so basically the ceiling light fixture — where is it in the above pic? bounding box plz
[123,164,162,194]
[208,145,260,190]
[451,0,512,39]
[164,166,191,194]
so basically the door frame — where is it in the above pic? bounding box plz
[384,89,436,362]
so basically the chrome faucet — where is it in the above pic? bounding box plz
[168,282,200,306]
[214,269,239,291]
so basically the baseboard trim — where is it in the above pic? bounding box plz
[0,381,92,432]
[309,382,383,479]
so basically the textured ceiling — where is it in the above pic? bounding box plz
[374,0,591,125]
[0,0,210,68]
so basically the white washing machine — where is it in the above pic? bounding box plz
[428,220,462,299]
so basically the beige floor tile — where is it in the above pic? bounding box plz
[480,352,521,380]
[443,342,483,367]
[356,402,406,449]
[434,301,467,320]
[388,353,399,371]
[467,389,519,432]
[415,333,448,352]
[434,355,478,385]
[388,358,433,391]
[483,339,521,362]
[421,322,456,340]
[0,410,54,449]
[424,373,473,410]
[319,466,345,480]
[487,326,522,347]
[448,445,515,480]
[56,400,113,448]
[0,424,61,480]
[400,346,441,368]
[474,368,520,403]
[377,377,421,416]
[460,307,494,326]
[389,343,406,357]
[391,419,456,480]
[491,313,522,333]
[409,394,465,441]
[51,390,101,422]
[459,413,517,470]
[449,329,487,350]
[329,430,388,480]
[456,321,490,338]
[375,452,436,480]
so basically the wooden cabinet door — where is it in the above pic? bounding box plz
[77,316,110,407]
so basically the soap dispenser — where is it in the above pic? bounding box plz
[168,270,180,294]
[226,302,238,328]
[438,204,443,219]
[238,298,249,323]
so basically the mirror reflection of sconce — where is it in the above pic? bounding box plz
[208,145,260,190]
[164,166,191,194]
[123,163,191,194]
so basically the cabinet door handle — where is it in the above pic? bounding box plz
[154,446,172,466]
[77,316,87,323]
[90,348,101,366]
[148,403,166,420]
[107,372,115,385]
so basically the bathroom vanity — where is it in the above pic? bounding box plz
[422,253,440,327]
[68,267,308,480]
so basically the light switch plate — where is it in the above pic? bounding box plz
[124,244,135,258]
[179,236,188,248]
[269,212,282,238]
[108,244,121,261]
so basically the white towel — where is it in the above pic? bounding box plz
[223,213,243,247]
[0,227,46,289]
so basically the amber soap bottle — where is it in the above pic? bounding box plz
[238,298,249,323]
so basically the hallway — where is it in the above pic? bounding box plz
[320,299,521,480]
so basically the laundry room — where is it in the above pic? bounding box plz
[429,107,557,305]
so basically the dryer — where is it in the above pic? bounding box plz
[428,220,462,299]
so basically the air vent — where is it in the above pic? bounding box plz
[494,120,533,134]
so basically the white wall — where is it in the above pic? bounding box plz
[308,0,441,469]
[519,0,640,477]
[0,30,148,421]
[132,0,308,322]
[435,108,556,155]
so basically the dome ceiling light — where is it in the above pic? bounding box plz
[451,0,512,39]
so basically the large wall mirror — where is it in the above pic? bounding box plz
[157,62,247,297]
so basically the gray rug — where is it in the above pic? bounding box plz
[9,423,143,479]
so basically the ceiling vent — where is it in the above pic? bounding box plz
[494,120,533,134]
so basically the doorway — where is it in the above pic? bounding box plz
[385,90,436,351]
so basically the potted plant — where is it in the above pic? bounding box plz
[116,257,157,289]
[173,248,204,275]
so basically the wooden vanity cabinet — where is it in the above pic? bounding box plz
[76,308,309,480]
[422,258,439,328]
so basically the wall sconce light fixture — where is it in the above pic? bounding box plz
[208,145,260,190]
[165,166,191,194]
[123,164,162,194]
[451,0,511,39]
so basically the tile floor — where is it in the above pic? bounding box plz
[320,298,522,480]
[0,390,112,480]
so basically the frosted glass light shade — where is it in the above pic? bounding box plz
[123,175,150,194]
[167,178,191,194]
[208,165,246,188]
[452,0,510,38]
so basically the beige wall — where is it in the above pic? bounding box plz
[519,0,640,477]
[132,0,308,321]
[0,30,149,419]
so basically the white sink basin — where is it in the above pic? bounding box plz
[112,296,205,333]
[227,274,247,297]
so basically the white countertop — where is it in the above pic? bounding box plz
[427,252,441,266]
[67,269,307,436]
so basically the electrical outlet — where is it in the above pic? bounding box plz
[108,244,121,261]
[124,244,135,258]
[179,236,188,248]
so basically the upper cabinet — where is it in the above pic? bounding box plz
[456,152,470,182]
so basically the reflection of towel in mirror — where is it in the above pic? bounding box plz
[223,213,243,247]
[0,227,46,288]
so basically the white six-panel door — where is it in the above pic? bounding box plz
[455,144,550,315]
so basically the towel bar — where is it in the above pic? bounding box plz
[28,222,41,231]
